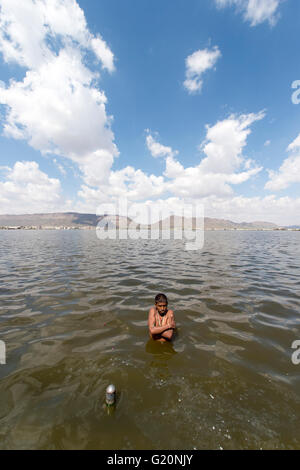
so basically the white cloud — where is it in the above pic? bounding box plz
[264,140,271,146]
[76,166,166,213]
[287,133,300,152]
[199,111,265,173]
[0,1,296,226]
[0,0,115,71]
[53,158,66,176]
[0,0,117,190]
[146,132,178,158]
[164,161,261,198]
[199,194,300,225]
[215,0,282,27]
[78,194,300,226]
[108,167,165,200]
[0,161,65,214]
[164,156,184,179]
[265,156,300,191]
[74,106,300,225]
[265,132,300,191]
[183,46,221,94]
[77,111,264,211]
[163,112,264,198]
[91,36,115,73]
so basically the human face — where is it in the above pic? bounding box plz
[156,301,167,315]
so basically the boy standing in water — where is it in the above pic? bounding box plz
[148,293,176,342]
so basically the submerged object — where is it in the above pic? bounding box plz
[106,384,116,406]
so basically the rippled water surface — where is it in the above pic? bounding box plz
[0,230,299,449]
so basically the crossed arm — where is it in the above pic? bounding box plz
[148,308,176,341]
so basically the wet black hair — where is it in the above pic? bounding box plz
[155,293,168,304]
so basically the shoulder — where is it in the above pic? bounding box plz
[148,307,156,326]
[148,306,156,316]
[168,309,174,318]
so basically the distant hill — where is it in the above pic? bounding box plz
[0,212,279,230]
[203,218,278,230]
[0,212,100,228]
[142,215,278,230]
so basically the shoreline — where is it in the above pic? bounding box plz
[1,227,299,232]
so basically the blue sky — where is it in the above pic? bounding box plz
[0,0,300,224]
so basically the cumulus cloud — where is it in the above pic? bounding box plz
[265,134,300,191]
[0,0,115,71]
[0,161,65,214]
[144,115,264,201]
[199,194,300,225]
[164,112,264,198]
[164,156,184,179]
[287,133,300,153]
[164,160,261,198]
[199,111,265,173]
[215,0,282,27]
[146,132,178,159]
[74,108,300,226]
[76,111,265,213]
[183,46,221,94]
[77,166,165,210]
[91,36,115,73]
[108,167,165,200]
[77,194,300,226]
[0,0,117,191]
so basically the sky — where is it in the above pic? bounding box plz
[0,0,300,225]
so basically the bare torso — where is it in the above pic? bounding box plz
[148,306,175,342]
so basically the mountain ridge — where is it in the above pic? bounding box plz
[0,212,281,230]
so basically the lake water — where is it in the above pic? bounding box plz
[0,229,299,449]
